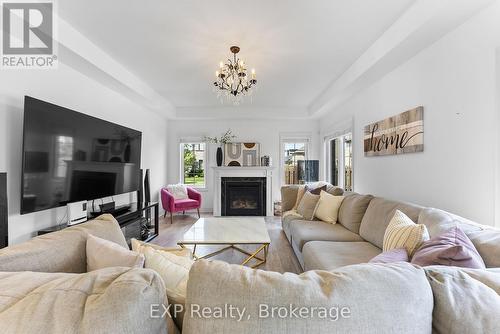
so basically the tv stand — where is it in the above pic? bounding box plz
[37,202,159,246]
[89,203,131,218]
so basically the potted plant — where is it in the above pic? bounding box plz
[204,129,237,166]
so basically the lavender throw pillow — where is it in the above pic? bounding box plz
[369,248,409,264]
[411,226,485,269]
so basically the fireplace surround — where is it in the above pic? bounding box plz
[221,177,266,216]
[212,166,275,216]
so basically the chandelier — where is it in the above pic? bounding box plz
[213,46,257,105]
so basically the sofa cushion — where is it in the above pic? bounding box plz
[466,229,500,268]
[359,197,423,249]
[174,198,199,209]
[0,214,127,273]
[302,241,381,271]
[417,207,482,238]
[293,185,307,210]
[281,210,304,241]
[0,267,167,334]
[281,185,300,212]
[296,192,320,220]
[338,193,374,233]
[369,248,409,264]
[183,260,433,334]
[424,266,500,334]
[290,220,363,251]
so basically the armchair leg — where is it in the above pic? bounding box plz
[163,211,166,218]
[197,208,200,218]
[170,212,173,224]
[183,210,185,215]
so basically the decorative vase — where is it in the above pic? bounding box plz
[216,147,223,166]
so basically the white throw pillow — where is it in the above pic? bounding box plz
[133,240,194,329]
[142,247,194,303]
[314,191,344,223]
[383,210,430,256]
[131,238,193,258]
[141,245,194,328]
[166,184,189,200]
[86,234,145,272]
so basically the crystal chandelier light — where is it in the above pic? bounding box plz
[213,46,257,105]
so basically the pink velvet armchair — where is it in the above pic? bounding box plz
[161,187,202,224]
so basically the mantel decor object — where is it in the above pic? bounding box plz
[216,147,223,167]
[225,143,260,167]
[204,129,237,167]
[260,155,271,167]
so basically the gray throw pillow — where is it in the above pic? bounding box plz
[296,191,320,220]
[305,184,327,195]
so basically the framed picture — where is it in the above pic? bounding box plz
[224,143,260,166]
[364,107,424,157]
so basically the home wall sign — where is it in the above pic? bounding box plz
[364,106,424,157]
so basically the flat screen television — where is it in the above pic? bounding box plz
[21,96,142,214]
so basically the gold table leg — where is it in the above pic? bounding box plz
[178,243,270,268]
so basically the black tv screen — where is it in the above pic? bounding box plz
[21,96,142,214]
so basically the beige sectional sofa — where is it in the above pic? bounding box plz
[1,191,499,333]
[281,185,500,271]
[178,186,500,333]
[0,215,171,334]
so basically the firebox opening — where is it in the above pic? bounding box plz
[221,177,266,216]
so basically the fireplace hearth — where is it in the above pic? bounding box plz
[221,177,266,216]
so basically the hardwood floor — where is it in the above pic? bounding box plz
[151,212,303,274]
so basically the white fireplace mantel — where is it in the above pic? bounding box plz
[212,166,275,216]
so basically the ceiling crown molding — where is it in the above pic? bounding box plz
[56,15,175,118]
[175,106,309,120]
[308,0,495,118]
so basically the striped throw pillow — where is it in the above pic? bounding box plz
[383,210,430,256]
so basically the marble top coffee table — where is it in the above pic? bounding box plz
[177,217,271,268]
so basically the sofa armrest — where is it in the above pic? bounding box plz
[187,187,202,206]
[161,188,176,213]
[281,185,300,213]
[0,215,127,273]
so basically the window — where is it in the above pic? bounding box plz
[282,140,309,185]
[180,142,206,187]
[326,133,353,191]
[54,135,73,178]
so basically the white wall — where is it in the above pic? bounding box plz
[319,2,500,227]
[167,119,320,212]
[0,62,169,244]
